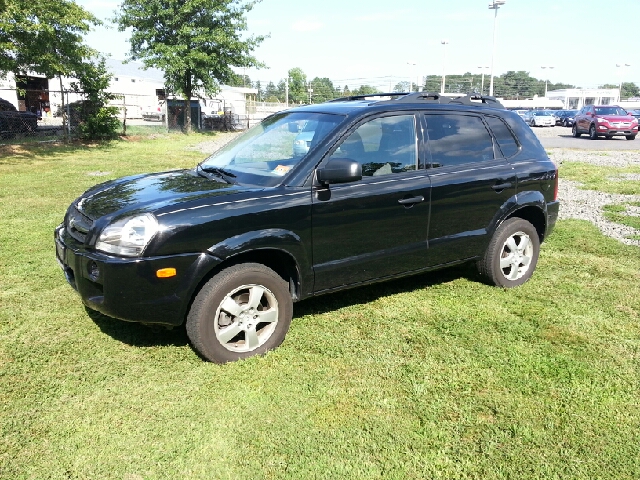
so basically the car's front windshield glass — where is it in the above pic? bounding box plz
[200,111,344,187]
[595,107,626,115]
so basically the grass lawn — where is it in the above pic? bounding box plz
[1,137,639,479]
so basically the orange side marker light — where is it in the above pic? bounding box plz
[156,268,177,278]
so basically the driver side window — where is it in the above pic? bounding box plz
[329,114,417,176]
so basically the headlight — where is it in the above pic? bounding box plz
[95,214,159,257]
[597,118,609,123]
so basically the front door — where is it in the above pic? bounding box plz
[311,113,431,292]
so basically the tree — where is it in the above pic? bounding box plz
[0,0,98,78]
[599,82,639,99]
[309,77,335,103]
[264,81,279,102]
[287,67,307,104]
[393,81,410,93]
[69,57,121,140]
[352,85,379,96]
[116,0,265,132]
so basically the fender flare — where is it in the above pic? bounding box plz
[207,228,311,297]
[487,190,548,239]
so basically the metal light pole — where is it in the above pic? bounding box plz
[407,61,416,92]
[541,66,554,97]
[285,77,289,107]
[488,0,506,97]
[616,63,631,101]
[440,40,449,94]
[478,66,489,94]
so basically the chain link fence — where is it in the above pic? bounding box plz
[0,88,287,145]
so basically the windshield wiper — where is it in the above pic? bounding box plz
[197,164,237,184]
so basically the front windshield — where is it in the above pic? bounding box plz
[594,106,627,116]
[200,111,344,187]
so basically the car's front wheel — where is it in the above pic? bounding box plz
[572,124,581,137]
[478,218,540,288]
[589,124,598,140]
[186,263,293,363]
[626,135,636,140]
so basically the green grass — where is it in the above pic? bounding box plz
[560,162,640,195]
[2,137,640,479]
[602,202,640,231]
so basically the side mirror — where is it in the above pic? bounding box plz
[316,158,362,185]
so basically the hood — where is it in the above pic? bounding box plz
[600,115,634,122]
[76,169,258,219]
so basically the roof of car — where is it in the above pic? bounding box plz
[288,92,508,116]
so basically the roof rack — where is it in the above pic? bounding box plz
[328,91,505,109]
[327,93,406,102]
[393,91,505,109]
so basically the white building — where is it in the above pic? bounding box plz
[546,88,620,110]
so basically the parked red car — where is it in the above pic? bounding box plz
[572,105,638,140]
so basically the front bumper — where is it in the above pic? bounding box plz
[596,124,638,136]
[55,225,219,325]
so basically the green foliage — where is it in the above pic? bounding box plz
[351,85,379,96]
[0,0,98,77]
[116,0,265,132]
[599,82,639,100]
[69,58,121,140]
[309,77,336,103]
[287,67,308,104]
[422,70,578,99]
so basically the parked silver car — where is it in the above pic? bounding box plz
[523,110,556,127]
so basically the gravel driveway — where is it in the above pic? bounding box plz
[196,127,640,247]
[535,128,640,247]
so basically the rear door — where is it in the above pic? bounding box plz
[311,112,431,292]
[422,112,517,266]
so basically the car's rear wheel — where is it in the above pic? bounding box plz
[478,218,540,288]
[572,124,581,137]
[626,135,636,140]
[589,124,598,140]
[186,263,293,363]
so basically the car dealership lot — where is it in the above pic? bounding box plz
[533,125,639,149]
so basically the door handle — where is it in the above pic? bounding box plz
[398,195,424,205]
[492,182,512,191]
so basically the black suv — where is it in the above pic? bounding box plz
[55,93,559,363]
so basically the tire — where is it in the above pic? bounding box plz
[477,218,540,288]
[625,135,636,140]
[589,124,598,140]
[605,135,612,140]
[186,263,293,363]
[572,124,581,137]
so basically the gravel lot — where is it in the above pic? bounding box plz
[535,128,640,247]
[195,127,640,247]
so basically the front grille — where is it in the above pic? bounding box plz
[67,205,93,243]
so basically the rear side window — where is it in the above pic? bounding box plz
[424,114,494,167]
[485,116,519,158]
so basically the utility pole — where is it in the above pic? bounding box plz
[285,77,289,107]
